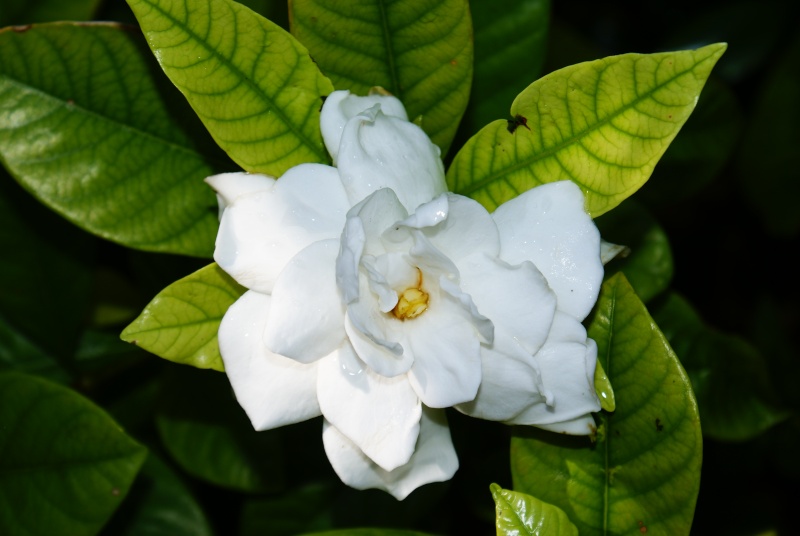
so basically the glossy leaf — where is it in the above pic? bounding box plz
[122,263,244,372]
[595,200,673,302]
[0,23,227,256]
[0,313,70,382]
[460,0,549,137]
[511,273,702,535]
[289,0,472,155]
[492,483,578,536]
[128,0,334,176]
[0,372,147,536]
[652,293,788,441]
[448,44,726,216]
[101,452,213,536]
[156,366,285,493]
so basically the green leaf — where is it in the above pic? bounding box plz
[300,530,435,536]
[595,200,673,302]
[652,293,788,441]
[593,359,615,412]
[447,43,726,216]
[289,0,472,155]
[156,366,285,493]
[0,0,101,26]
[240,483,334,536]
[511,273,702,535]
[101,452,213,536]
[0,22,225,256]
[0,372,147,536]
[128,0,334,176]
[460,0,549,137]
[121,263,245,372]
[736,30,800,237]
[491,483,578,536]
[0,313,70,382]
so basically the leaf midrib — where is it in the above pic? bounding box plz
[453,53,709,197]
[377,0,402,99]
[140,0,328,163]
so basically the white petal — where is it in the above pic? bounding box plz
[336,216,366,304]
[263,239,345,363]
[600,239,629,265]
[337,106,446,212]
[205,172,275,208]
[345,304,412,377]
[507,321,601,429]
[322,407,458,500]
[317,345,421,471]
[459,253,555,356]
[320,90,409,164]
[455,327,546,422]
[215,163,350,292]
[421,194,500,262]
[349,188,408,256]
[493,180,603,321]
[218,290,321,430]
[405,286,484,408]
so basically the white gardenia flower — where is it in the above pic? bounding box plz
[207,90,604,500]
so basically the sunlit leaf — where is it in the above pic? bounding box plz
[0,372,147,536]
[156,366,285,493]
[448,43,726,216]
[460,0,549,137]
[101,452,213,536]
[0,23,228,256]
[595,199,673,302]
[121,263,245,372]
[652,293,788,441]
[128,0,334,176]
[289,0,472,155]
[511,274,702,535]
[491,483,578,536]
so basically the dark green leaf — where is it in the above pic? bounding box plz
[128,0,334,176]
[461,0,549,136]
[156,366,285,493]
[0,22,226,256]
[0,0,101,26]
[491,483,578,536]
[595,200,673,302]
[652,293,788,441]
[300,530,435,536]
[290,0,472,155]
[0,372,147,536]
[122,263,245,371]
[0,313,70,382]
[512,274,702,535]
[102,451,213,536]
[240,483,334,536]
[447,44,726,216]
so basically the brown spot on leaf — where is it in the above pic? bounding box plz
[507,114,531,134]
[655,418,664,432]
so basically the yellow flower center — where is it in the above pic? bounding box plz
[391,269,429,320]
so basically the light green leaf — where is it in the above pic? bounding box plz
[511,273,702,535]
[121,263,245,372]
[593,360,615,412]
[491,483,578,536]
[447,43,726,216]
[0,23,226,256]
[652,293,788,441]
[289,0,472,155]
[0,372,147,536]
[128,0,334,176]
[460,0,549,137]
[101,452,213,536]
[595,200,673,302]
[156,366,285,493]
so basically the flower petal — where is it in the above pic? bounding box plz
[322,407,458,500]
[405,283,484,407]
[264,239,345,363]
[317,344,421,471]
[345,303,412,377]
[218,290,321,430]
[492,180,603,321]
[421,194,500,262]
[205,171,275,216]
[506,315,601,429]
[455,327,547,422]
[337,105,447,212]
[321,90,408,164]
[215,163,350,292]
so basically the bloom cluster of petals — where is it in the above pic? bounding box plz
[207,90,603,500]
